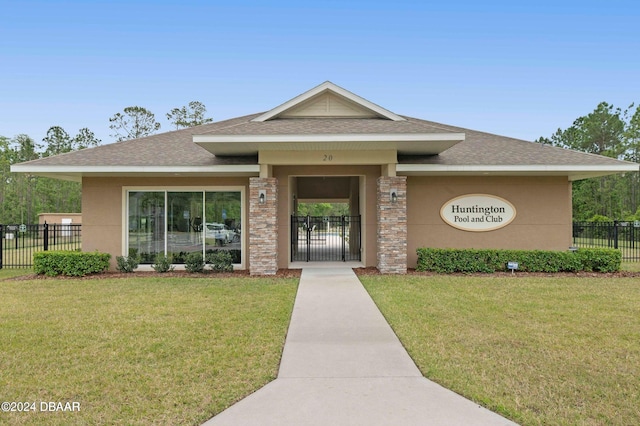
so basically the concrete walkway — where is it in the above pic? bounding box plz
[203,268,517,425]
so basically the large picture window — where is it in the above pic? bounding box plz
[127,189,243,266]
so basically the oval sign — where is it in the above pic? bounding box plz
[440,194,516,232]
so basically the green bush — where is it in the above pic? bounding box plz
[206,250,233,273]
[575,247,622,272]
[416,248,620,273]
[34,251,111,277]
[587,214,613,222]
[115,255,140,273]
[184,252,205,273]
[152,254,174,273]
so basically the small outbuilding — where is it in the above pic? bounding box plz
[38,213,82,225]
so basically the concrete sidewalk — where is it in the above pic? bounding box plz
[203,268,517,425]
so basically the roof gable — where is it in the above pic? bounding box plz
[10,83,638,182]
[279,91,379,118]
[251,81,406,122]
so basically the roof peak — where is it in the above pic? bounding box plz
[251,81,406,122]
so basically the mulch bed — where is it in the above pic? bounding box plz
[5,267,640,280]
[354,267,640,278]
[5,269,302,281]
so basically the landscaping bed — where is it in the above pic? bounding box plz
[354,266,640,278]
[5,268,302,281]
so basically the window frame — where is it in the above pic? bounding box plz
[122,186,246,269]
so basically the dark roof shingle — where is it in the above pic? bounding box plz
[16,113,634,169]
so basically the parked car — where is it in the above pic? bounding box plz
[205,223,236,244]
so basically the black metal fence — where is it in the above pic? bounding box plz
[4,220,634,267]
[0,223,82,269]
[291,215,361,262]
[573,221,640,262]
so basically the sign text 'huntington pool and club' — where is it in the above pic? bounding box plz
[440,194,516,232]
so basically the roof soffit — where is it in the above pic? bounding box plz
[197,82,461,156]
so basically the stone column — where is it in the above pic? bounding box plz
[377,176,407,274]
[249,177,278,275]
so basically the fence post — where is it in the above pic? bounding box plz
[613,220,619,250]
[341,216,346,261]
[0,224,3,269]
[43,222,49,251]
[306,215,311,262]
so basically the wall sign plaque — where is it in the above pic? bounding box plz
[440,194,516,232]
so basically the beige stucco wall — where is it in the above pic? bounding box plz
[82,173,573,271]
[82,176,250,268]
[273,165,381,268]
[406,176,573,268]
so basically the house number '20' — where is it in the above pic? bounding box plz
[323,154,333,161]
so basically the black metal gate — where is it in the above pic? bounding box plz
[291,215,361,262]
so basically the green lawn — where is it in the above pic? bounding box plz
[0,268,32,280]
[0,274,298,425]
[622,261,640,272]
[3,269,640,425]
[361,274,640,426]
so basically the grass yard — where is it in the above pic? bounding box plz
[360,275,640,426]
[0,273,298,425]
[0,269,33,280]
[621,261,640,272]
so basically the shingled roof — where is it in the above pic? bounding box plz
[12,82,638,181]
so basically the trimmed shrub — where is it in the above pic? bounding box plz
[115,255,140,273]
[206,250,233,273]
[575,248,622,272]
[152,254,174,273]
[184,252,205,273]
[416,247,620,273]
[34,251,111,277]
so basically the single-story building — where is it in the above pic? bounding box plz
[38,213,82,225]
[12,82,639,274]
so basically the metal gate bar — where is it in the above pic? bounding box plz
[573,221,640,262]
[291,216,361,262]
[0,223,82,269]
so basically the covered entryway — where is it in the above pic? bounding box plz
[291,215,361,261]
[290,176,362,262]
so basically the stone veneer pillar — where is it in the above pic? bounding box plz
[377,176,407,274]
[249,177,278,275]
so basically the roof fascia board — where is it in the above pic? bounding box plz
[194,133,464,144]
[397,164,639,173]
[251,81,406,122]
[11,164,260,174]
[397,164,639,181]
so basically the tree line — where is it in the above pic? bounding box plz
[536,102,640,221]
[0,129,98,224]
[1,102,212,224]
[2,100,639,225]
[109,101,213,141]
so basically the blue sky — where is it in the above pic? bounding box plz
[1,0,638,146]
